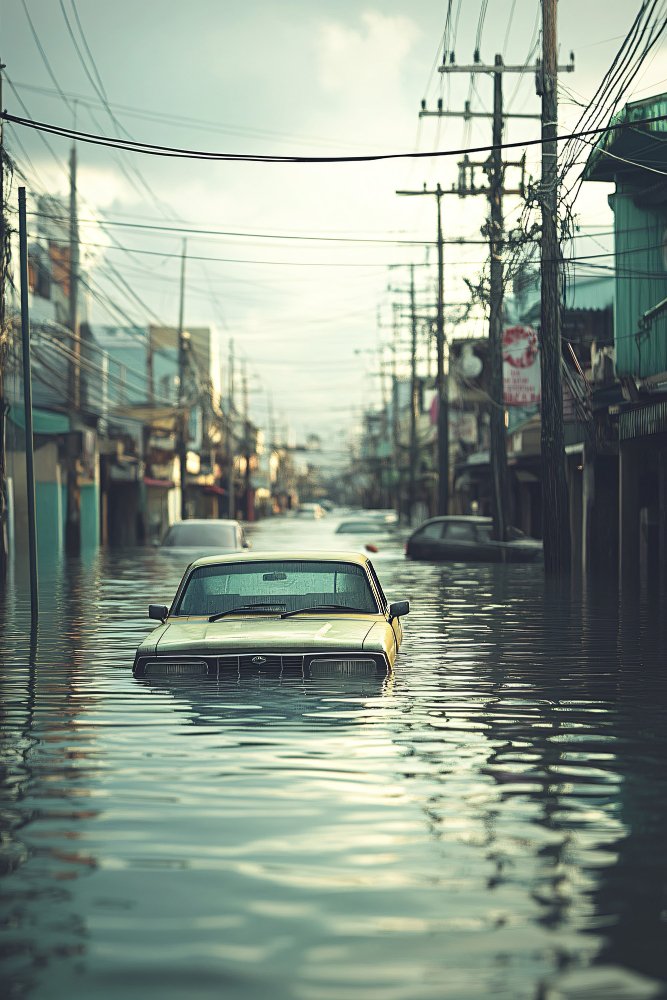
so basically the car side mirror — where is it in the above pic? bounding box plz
[388,600,409,620]
[149,604,168,622]
[243,539,251,549]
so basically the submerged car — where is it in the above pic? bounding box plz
[333,518,404,556]
[134,551,409,679]
[295,502,325,518]
[405,515,543,564]
[159,518,249,558]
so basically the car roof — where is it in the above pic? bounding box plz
[338,518,383,525]
[187,549,371,570]
[168,519,240,527]
[421,515,492,524]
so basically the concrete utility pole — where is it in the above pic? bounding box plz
[0,58,9,578]
[176,239,188,521]
[397,184,449,515]
[18,188,38,621]
[407,264,418,526]
[538,0,571,576]
[65,144,81,555]
[227,338,235,520]
[391,304,402,519]
[242,360,252,521]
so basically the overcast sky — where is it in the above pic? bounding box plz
[4,0,666,452]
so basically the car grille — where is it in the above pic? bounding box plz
[135,651,389,680]
[218,653,305,672]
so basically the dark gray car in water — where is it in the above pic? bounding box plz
[405,515,542,564]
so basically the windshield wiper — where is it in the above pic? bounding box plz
[209,602,285,622]
[280,604,370,619]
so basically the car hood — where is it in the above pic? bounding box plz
[149,615,379,655]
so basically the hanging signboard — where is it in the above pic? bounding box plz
[502,325,541,405]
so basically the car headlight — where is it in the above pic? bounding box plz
[309,657,377,677]
[142,660,208,677]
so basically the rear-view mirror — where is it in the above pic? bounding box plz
[149,604,168,621]
[389,600,410,620]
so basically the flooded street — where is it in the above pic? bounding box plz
[2,516,667,1000]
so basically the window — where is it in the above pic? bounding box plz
[443,522,476,542]
[416,521,445,539]
[176,560,379,616]
[366,561,387,610]
[475,525,493,543]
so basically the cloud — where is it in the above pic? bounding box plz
[317,10,420,101]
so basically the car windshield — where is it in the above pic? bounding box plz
[162,523,237,548]
[175,560,379,616]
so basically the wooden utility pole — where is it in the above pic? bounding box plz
[435,56,537,540]
[396,184,449,515]
[488,55,511,542]
[538,0,571,576]
[176,239,188,521]
[0,58,9,578]
[227,338,235,519]
[65,144,81,555]
[434,46,573,545]
[407,264,418,526]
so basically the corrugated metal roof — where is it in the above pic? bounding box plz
[564,276,614,312]
[619,399,667,440]
[583,92,667,182]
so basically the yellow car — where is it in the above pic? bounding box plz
[133,551,409,679]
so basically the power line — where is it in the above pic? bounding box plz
[4,109,666,165]
[28,234,438,268]
[9,79,379,151]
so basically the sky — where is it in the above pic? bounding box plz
[4,0,667,459]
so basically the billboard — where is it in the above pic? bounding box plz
[502,325,541,405]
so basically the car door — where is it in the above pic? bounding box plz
[366,560,402,650]
[473,523,502,562]
[439,520,480,561]
[408,520,446,559]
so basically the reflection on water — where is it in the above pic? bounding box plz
[1,517,667,1000]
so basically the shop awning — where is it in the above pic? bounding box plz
[9,406,70,435]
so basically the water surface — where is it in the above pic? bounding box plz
[2,516,666,999]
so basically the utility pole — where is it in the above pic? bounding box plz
[407,264,418,526]
[434,57,531,540]
[242,360,252,521]
[176,239,188,521]
[396,184,449,515]
[391,303,402,520]
[433,47,573,543]
[65,143,81,555]
[227,338,235,520]
[375,309,392,508]
[18,187,38,621]
[538,0,571,576]
[0,58,9,578]
[488,55,510,543]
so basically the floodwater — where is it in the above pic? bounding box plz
[2,515,667,1000]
